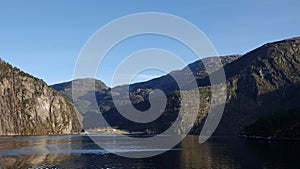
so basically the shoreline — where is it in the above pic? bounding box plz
[239,134,300,142]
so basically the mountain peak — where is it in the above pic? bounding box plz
[52,78,108,92]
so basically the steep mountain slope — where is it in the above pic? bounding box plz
[111,55,241,106]
[51,55,240,130]
[213,37,300,135]
[101,37,300,135]
[52,55,240,114]
[0,59,82,135]
[52,37,300,136]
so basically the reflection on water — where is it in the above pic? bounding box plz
[0,134,299,168]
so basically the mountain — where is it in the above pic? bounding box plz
[100,37,300,136]
[52,78,109,99]
[111,54,241,106]
[52,55,240,111]
[52,55,240,130]
[52,78,112,129]
[53,37,300,137]
[51,78,111,112]
[215,37,300,135]
[0,59,82,135]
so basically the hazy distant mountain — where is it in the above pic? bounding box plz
[0,59,82,135]
[51,78,112,129]
[52,78,111,112]
[52,78,109,99]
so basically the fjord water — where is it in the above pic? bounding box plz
[0,135,299,169]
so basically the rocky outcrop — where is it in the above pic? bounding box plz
[0,59,82,135]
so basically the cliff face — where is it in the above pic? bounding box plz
[0,59,82,135]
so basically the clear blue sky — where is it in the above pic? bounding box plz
[0,0,299,87]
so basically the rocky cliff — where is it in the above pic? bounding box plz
[0,59,82,135]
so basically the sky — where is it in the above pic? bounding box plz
[0,0,299,87]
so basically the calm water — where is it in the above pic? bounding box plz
[0,134,299,169]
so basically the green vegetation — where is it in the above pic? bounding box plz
[242,110,300,138]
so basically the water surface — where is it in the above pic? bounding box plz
[0,134,299,168]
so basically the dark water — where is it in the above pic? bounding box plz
[0,134,299,169]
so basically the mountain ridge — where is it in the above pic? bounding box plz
[52,36,300,137]
[51,54,240,115]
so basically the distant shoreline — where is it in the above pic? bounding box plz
[239,134,300,142]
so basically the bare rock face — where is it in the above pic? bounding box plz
[0,59,82,135]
